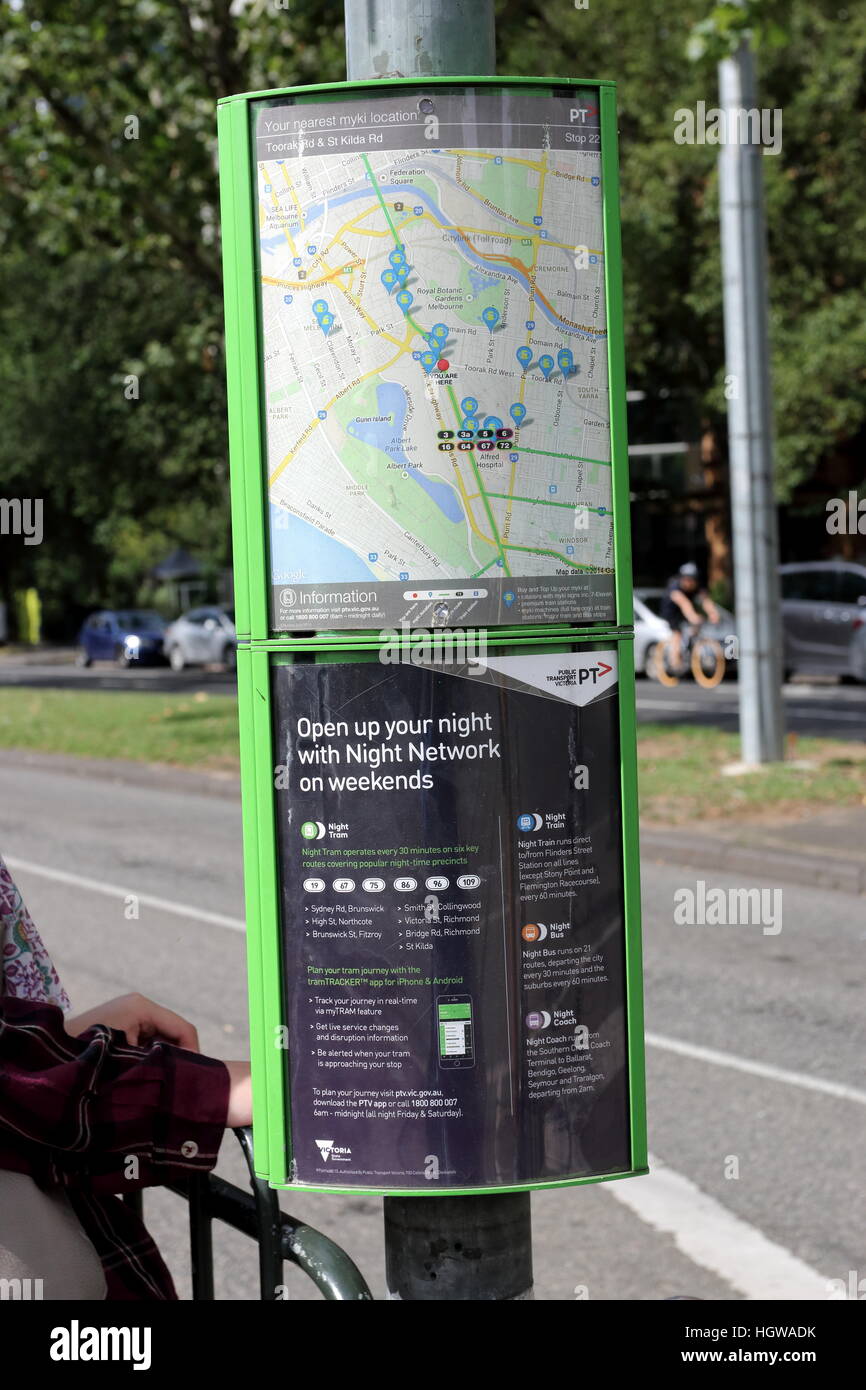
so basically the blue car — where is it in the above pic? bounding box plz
[76,610,167,668]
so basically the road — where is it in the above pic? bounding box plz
[1,757,864,1301]
[636,677,866,741]
[2,660,865,739]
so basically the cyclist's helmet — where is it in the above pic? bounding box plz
[678,563,699,579]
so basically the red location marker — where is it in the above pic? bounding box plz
[437,358,449,371]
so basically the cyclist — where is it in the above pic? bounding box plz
[660,563,720,670]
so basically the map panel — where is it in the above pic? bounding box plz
[253,85,615,630]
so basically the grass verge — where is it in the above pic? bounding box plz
[1,692,864,825]
[638,723,866,825]
[0,688,240,772]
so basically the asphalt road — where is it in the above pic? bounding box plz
[636,677,866,741]
[2,757,863,1301]
[2,660,865,739]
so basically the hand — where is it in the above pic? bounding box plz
[65,993,200,1052]
[224,1061,253,1128]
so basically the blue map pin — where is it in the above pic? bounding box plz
[381,270,397,293]
[389,249,405,267]
[503,590,516,607]
[396,290,413,312]
[432,324,449,344]
[396,263,410,281]
[420,351,437,373]
[516,347,532,370]
[510,403,526,426]
[539,355,555,380]
[461,397,478,415]
[319,313,334,334]
[484,416,504,430]
[558,349,574,376]
[482,307,500,332]
[313,299,328,316]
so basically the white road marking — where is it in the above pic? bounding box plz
[5,856,246,934]
[637,698,864,722]
[607,1153,832,1300]
[647,1031,866,1106]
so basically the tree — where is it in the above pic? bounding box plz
[1,1,864,632]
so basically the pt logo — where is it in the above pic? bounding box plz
[580,659,612,685]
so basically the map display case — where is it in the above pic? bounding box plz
[218,78,645,1193]
[219,77,634,639]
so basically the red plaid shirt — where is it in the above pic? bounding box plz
[0,995,230,1299]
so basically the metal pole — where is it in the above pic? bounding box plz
[344,0,533,1301]
[345,0,495,81]
[718,41,785,763]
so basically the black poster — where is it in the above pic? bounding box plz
[272,648,631,1190]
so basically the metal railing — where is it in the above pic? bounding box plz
[128,1128,373,1301]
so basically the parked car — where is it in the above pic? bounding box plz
[76,610,167,667]
[163,606,237,671]
[779,561,866,680]
[849,612,866,683]
[633,592,672,676]
[634,588,738,676]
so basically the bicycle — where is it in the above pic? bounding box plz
[651,622,726,688]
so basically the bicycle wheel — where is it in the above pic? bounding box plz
[652,635,688,686]
[691,637,726,688]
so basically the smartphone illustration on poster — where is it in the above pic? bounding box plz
[437,995,475,1069]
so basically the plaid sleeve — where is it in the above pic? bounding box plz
[0,995,230,1193]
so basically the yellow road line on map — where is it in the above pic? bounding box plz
[325,259,405,348]
[268,334,415,486]
[280,167,307,237]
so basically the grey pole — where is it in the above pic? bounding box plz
[345,0,495,81]
[344,0,533,1300]
[718,41,785,763]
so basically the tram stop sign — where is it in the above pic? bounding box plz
[218,76,647,1194]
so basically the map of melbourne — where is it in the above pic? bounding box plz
[254,87,616,629]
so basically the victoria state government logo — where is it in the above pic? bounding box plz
[315,1139,352,1163]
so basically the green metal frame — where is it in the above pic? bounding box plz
[219,77,646,1190]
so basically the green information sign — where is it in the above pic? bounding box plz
[218,77,646,1194]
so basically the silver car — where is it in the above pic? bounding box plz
[780,562,866,679]
[163,606,237,671]
[633,592,672,676]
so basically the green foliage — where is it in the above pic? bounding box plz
[497,0,866,501]
[0,0,863,635]
[685,2,787,64]
[0,0,344,635]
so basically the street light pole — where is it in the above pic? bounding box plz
[718,40,785,764]
[343,0,533,1302]
[345,0,495,81]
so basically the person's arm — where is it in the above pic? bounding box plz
[698,589,720,624]
[0,994,247,1195]
[669,588,703,625]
